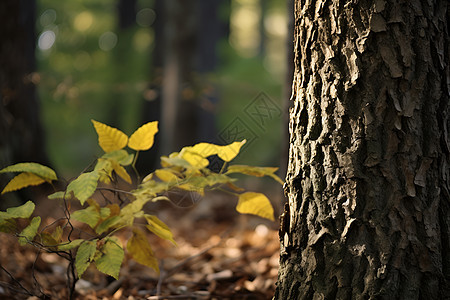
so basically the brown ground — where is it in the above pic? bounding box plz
[0,192,281,300]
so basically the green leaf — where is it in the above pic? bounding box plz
[67,171,100,205]
[72,206,100,229]
[0,218,17,233]
[94,159,113,183]
[226,165,284,184]
[58,239,84,251]
[102,150,134,166]
[48,191,66,200]
[18,216,41,246]
[236,192,275,221]
[0,162,57,181]
[1,173,46,194]
[145,215,176,245]
[95,216,121,235]
[94,237,124,279]
[75,240,97,278]
[127,228,159,272]
[0,201,35,219]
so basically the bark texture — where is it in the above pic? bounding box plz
[276,0,449,299]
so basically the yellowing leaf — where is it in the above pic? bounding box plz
[39,232,59,249]
[1,172,46,194]
[67,171,100,205]
[94,237,124,279]
[160,153,191,169]
[75,240,97,278]
[145,215,176,245]
[94,158,113,183]
[236,192,274,221]
[127,228,159,272]
[0,162,57,181]
[18,216,41,246]
[92,119,128,152]
[128,121,158,151]
[226,165,284,184]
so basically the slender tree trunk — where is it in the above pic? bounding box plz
[276,0,449,299]
[0,0,49,207]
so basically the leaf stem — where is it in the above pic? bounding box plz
[131,151,140,183]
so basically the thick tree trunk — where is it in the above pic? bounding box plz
[275,0,449,299]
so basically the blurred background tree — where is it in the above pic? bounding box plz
[2,0,290,208]
[0,0,50,208]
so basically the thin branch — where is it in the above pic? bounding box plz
[96,187,134,195]
[0,264,33,297]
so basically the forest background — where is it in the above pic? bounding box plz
[35,0,288,180]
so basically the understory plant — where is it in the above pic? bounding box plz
[0,120,282,299]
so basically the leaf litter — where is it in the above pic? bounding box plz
[0,192,280,299]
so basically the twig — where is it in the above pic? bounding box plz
[0,264,33,297]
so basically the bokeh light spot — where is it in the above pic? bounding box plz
[73,11,94,32]
[40,9,57,27]
[99,31,118,51]
[38,30,56,50]
[133,29,153,52]
[136,8,156,27]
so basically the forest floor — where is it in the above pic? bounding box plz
[0,192,281,300]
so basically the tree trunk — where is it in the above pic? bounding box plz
[275,0,449,299]
[0,0,49,207]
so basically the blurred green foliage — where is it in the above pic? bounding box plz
[36,0,286,178]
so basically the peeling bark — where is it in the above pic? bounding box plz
[275,0,449,299]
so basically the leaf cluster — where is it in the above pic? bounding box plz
[0,120,282,283]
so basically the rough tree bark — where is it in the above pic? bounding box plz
[275,0,449,299]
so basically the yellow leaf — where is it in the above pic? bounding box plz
[128,121,158,151]
[2,173,46,194]
[91,119,128,152]
[181,151,210,168]
[236,192,274,221]
[180,140,246,167]
[127,228,159,272]
[111,160,132,184]
[154,169,179,183]
[215,140,246,162]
